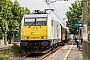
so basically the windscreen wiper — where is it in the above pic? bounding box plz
[28,23,35,28]
[36,22,41,28]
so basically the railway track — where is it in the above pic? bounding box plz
[0,43,18,51]
[17,46,63,60]
[0,46,11,51]
[36,46,62,60]
[17,56,27,60]
[17,53,43,60]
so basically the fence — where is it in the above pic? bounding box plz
[83,41,90,60]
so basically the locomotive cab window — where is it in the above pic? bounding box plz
[24,17,47,26]
[24,18,35,26]
[36,18,47,26]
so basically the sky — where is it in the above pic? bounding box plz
[12,0,75,18]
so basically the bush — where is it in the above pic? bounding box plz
[11,44,20,56]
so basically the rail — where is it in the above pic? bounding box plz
[0,43,19,51]
[0,46,11,51]
[83,41,90,60]
[17,46,63,60]
[37,46,62,60]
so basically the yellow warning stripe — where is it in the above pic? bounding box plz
[63,45,73,60]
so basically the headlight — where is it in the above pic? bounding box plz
[24,36,29,39]
[43,36,46,38]
[33,28,37,30]
[24,37,27,39]
[41,36,47,39]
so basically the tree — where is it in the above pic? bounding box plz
[8,0,30,41]
[66,1,83,35]
[12,0,30,30]
[87,0,90,41]
[0,0,30,44]
[88,0,90,27]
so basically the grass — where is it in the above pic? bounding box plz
[0,50,14,60]
[83,50,88,60]
[0,44,21,60]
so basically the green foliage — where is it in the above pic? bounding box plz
[0,0,30,40]
[83,50,88,60]
[88,0,90,28]
[0,50,13,60]
[66,1,83,34]
[0,55,10,60]
[0,56,4,60]
[11,44,21,55]
[0,35,3,39]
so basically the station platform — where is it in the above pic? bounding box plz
[43,40,83,60]
[65,41,83,60]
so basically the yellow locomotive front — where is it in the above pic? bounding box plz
[20,14,50,53]
[22,18,48,41]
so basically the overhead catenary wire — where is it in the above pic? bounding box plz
[43,0,61,19]
[43,0,66,28]
[51,3,64,23]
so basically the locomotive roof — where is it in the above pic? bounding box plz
[24,14,48,17]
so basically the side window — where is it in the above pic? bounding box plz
[51,20,53,26]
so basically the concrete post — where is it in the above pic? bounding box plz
[83,0,88,41]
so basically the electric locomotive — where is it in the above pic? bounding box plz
[20,10,64,54]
